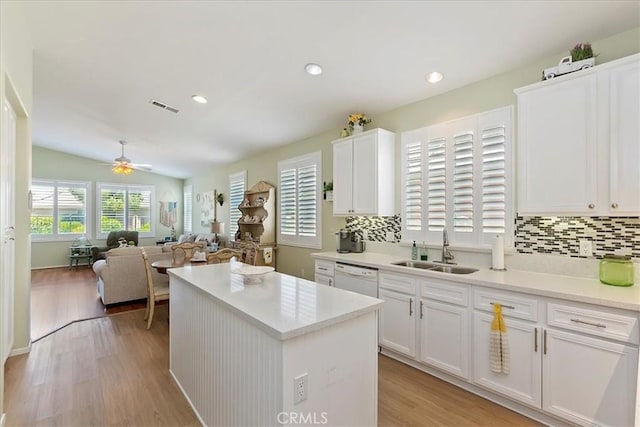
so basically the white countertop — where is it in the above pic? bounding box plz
[312,252,640,312]
[168,262,383,340]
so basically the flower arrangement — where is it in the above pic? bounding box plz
[348,113,372,127]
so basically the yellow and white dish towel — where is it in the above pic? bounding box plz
[490,303,510,374]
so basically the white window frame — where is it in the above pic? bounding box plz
[96,182,155,239]
[401,106,514,248]
[183,184,193,234]
[229,170,247,241]
[30,179,92,242]
[278,151,322,249]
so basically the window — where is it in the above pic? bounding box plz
[30,180,91,241]
[401,106,513,247]
[183,185,193,234]
[278,151,322,248]
[229,171,247,241]
[96,183,155,238]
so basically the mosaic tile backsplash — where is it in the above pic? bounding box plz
[345,215,401,243]
[344,214,639,259]
[515,216,640,258]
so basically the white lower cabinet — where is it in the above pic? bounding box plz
[420,299,469,379]
[543,328,638,427]
[379,288,416,357]
[472,311,542,407]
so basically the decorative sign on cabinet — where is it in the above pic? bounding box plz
[515,53,640,216]
[332,128,395,216]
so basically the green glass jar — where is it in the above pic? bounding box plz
[599,255,634,287]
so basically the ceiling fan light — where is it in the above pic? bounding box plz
[112,164,134,175]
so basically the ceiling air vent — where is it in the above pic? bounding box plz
[149,99,179,114]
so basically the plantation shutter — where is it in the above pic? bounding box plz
[279,168,297,236]
[30,183,55,235]
[426,136,446,232]
[278,151,322,248]
[183,185,193,233]
[228,171,246,241]
[57,184,87,234]
[404,142,423,231]
[127,187,152,232]
[453,132,474,233]
[481,125,507,235]
[99,187,126,234]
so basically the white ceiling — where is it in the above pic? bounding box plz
[23,1,639,179]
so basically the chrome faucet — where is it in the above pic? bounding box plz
[441,229,456,264]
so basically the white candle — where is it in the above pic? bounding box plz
[492,235,505,270]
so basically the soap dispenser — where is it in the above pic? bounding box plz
[411,241,418,260]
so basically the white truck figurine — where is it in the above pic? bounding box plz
[543,55,595,80]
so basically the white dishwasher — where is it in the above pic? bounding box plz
[334,262,379,298]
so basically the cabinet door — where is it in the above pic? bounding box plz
[472,312,541,407]
[352,133,378,214]
[420,299,469,379]
[608,59,640,214]
[379,289,416,358]
[543,328,638,427]
[333,139,353,215]
[517,74,597,215]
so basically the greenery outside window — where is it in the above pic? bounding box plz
[30,180,91,241]
[96,183,155,239]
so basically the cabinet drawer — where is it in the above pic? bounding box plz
[421,279,469,307]
[474,288,538,322]
[547,303,639,344]
[314,260,334,277]
[379,272,416,294]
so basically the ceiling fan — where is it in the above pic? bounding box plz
[108,140,153,174]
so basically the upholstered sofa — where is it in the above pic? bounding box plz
[91,230,140,261]
[92,246,171,305]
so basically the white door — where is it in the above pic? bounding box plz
[516,74,598,215]
[608,59,640,214]
[332,139,353,215]
[351,133,377,214]
[378,289,416,357]
[420,299,469,379]
[472,312,541,407]
[1,98,16,363]
[543,328,638,427]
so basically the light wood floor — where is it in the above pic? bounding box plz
[31,267,146,341]
[13,268,541,426]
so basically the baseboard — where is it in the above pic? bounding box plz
[9,341,31,357]
[170,369,206,427]
[31,264,72,270]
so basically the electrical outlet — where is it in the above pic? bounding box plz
[294,373,308,404]
[386,231,395,242]
[579,240,593,257]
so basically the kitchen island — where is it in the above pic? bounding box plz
[168,262,383,427]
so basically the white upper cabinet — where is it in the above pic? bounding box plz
[332,128,395,216]
[515,54,640,216]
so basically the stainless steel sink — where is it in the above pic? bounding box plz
[391,260,478,274]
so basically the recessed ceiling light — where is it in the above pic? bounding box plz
[192,94,208,104]
[426,71,444,84]
[305,63,323,76]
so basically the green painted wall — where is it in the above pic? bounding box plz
[186,27,640,281]
[31,146,185,268]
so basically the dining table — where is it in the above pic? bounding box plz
[151,259,207,274]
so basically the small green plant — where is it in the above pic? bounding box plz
[323,181,333,192]
[570,43,597,61]
[216,192,224,206]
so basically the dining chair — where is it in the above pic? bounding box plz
[240,241,260,266]
[171,241,206,265]
[140,247,169,330]
[206,248,242,264]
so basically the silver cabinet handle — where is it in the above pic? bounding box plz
[588,203,595,209]
[611,203,618,209]
[420,301,424,319]
[490,302,515,310]
[409,298,413,317]
[570,318,606,328]
[534,328,538,353]
[543,330,547,355]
